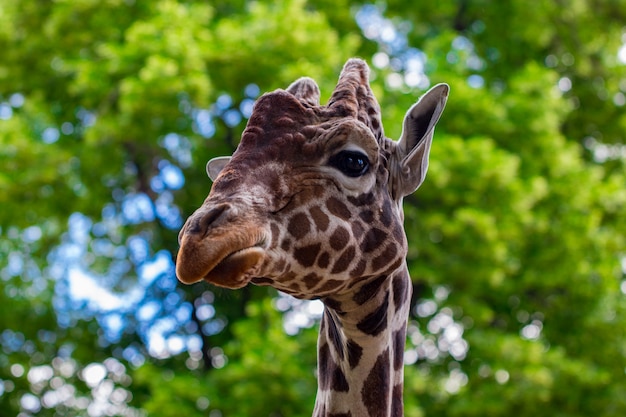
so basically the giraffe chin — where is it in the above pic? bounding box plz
[201,247,265,289]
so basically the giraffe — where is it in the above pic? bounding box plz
[176,58,448,417]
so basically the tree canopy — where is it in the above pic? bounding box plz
[1,1,625,416]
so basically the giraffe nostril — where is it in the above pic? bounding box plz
[187,204,231,237]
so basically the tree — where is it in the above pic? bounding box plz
[0,1,624,416]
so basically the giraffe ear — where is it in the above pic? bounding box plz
[395,83,449,197]
[287,77,320,106]
[206,156,231,181]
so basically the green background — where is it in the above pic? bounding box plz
[1,0,625,416]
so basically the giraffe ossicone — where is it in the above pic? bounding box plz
[177,58,448,417]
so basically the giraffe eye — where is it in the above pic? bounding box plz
[329,150,370,177]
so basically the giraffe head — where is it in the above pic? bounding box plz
[176,59,448,299]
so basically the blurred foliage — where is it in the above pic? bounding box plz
[1,0,625,416]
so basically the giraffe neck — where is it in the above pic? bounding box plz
[312,267,412,417]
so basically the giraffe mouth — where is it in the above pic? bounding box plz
[202,245,265,289]
[176,231,267,288]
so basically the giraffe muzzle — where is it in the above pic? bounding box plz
[176,203,269,288]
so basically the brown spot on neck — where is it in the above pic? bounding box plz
[356,290,389,336]
[361,349,390,417]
